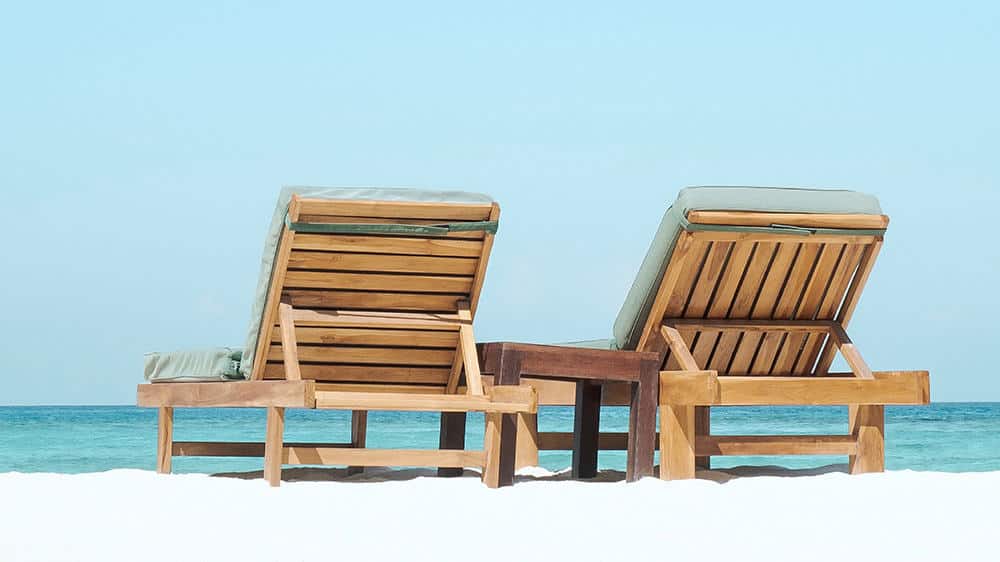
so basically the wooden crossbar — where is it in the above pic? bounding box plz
[283,447,485,468]
[314,387,537,413]
[533,432,859,456]
[172,441,352,457]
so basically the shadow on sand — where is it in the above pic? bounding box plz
[213,463,850,485]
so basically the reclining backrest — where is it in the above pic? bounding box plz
[241,187,499,392]
[616,186,889,376]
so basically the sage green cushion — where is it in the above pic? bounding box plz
[144,348,243,382]
[558,339,617,350]
[238,187,496,378]
[611,186,883,351]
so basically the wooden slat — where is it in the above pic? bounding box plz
[281,289,464,312]
[771,243,845,374]
[295,215,485,239]
[137,381,315,408]
[283,270,473,293]
[295,198,494,221]
[690,241,755,368]
[815,240,883,375]
[636,232,697,351]
[660,240,711,368]
[315,382,450,394]
[291,309,462,331]
[687,230,879,245]
[695,435,857,456]
[264,363,451,384]
[288,251,478,275]
[290,234,483,257]
[678,241,732,367]
[708,242,782,372]
[668,319,834,332]
[793,244,864,373]
[686,211,889,230]
[284,447,485,468]
[269,326,458,348]
[752,243,829,374]
[314,388,537,413]
[266,345,454,366]
[729,242,810,374]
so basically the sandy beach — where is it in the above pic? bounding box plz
[2,467,996,562]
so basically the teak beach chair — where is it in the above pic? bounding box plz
[640,187,930,478]
[495,186,929,481]
[137,187,537,487]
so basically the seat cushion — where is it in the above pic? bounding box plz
[611,186,883,351]
[144,348,243,382]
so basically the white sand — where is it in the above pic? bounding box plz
[1,467,996,562]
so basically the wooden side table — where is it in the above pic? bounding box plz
[470,342,661,486]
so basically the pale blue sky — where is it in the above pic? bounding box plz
[1,1,997,404]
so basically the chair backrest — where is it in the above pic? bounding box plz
[248,190,499,393]
[634,209,889,376]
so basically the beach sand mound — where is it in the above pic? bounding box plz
[1,468,995,561]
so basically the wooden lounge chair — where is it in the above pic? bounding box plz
[137,187,537,487]
[495,186,929,481]
[632,187,930,479]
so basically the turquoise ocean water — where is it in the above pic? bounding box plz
[1,404,999,474]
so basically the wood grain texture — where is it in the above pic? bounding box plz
[686,210,889,230]
[295,198,494,220]
[849,404,885,473]
[290,234,483,257]
[660,403,696,480]
[157,407,173,474]
[137,381,316,408]
[284,447,485,468]
[264,406,285,487]
[277,303,302,381]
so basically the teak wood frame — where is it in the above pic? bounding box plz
[636,219,930,480]
[137,196,537,488]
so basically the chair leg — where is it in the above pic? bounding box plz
[438,412,468,477]
[347,410,368,476]
[515,413,539,470]
[573,380,602,479]
[660,403,695,480]
[157,407,173,474]
[695,406,711,469]
[849,404,885,474]
[264,406,285,487]
[482,412,502,488]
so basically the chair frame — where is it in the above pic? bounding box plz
[641,214,930,479]
[137,195,537,487]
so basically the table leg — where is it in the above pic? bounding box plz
[438,412,467,477]
[626,362,658,481]
[573,380,602,479]
[495,348,523,487]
